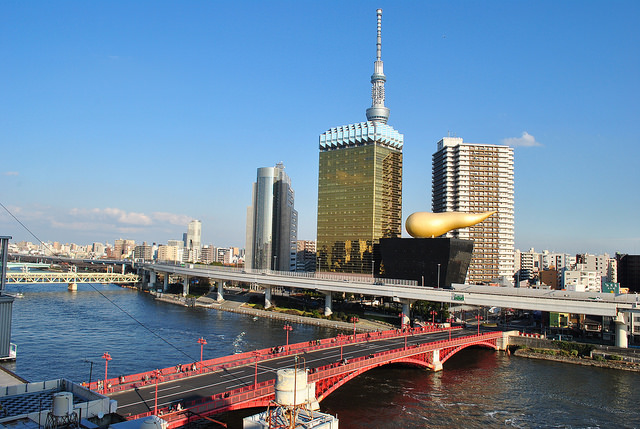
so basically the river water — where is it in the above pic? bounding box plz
[3,283,639,428]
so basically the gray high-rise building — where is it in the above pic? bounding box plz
[246,163,298,271]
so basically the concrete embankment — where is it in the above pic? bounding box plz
[513,348,640,372]
[510,335,640,372]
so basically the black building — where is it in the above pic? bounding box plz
[617,254,640,293]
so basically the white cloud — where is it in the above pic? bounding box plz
[103,208,152,225]
[68,207,192,228]
[502,131,542,147]
[3,171,19,176]
[151,212,193,226]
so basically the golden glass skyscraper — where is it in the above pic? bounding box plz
[317,9,403,274]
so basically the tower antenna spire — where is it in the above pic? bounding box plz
[366,8,390,124]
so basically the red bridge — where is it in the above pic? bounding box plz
[92,326,508,428]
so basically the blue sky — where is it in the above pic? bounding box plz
[1,1,638,255]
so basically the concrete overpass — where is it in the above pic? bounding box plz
[140,262,638,347]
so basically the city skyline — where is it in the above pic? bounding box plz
[1,2,638,255]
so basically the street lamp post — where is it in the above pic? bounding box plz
[83,359,94,385]
[283,324,292,350]
[437,263,441,288]
[399,312,405,330]
[102,352,111,394]
[430,310,437,324]
[153,369,161,415]
[350,316,358,337]
[476,314,483,336]
[253,351,260,389]
[197,337,207,364]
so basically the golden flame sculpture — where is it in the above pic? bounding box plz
[405,211,496,238]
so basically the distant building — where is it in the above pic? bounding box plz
[561,265,601,292]
[157,244,181,263]
[245,163,298,271]
[92,242,105,257]
[216,247,233,265]
[317,9,402,275]
[113,239,135,260]
[185,220,202,263]
[617,254,640,293]
[539,268,559,289]
[133,242,153,262]
[200,245,215,264]
[541,252,576,271]
[515,248,540,284]
[432,137,514,284]
[296,240,316,272]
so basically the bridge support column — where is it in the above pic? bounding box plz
[216,281,224,302]
[264,286,272,309]
[68,282,77,291]
[432,349,443,372]
[182,276,189,297]
[322,291,332,316]
[401,301,412,327]
[163,274,169,292]
[615,312,628,349]
[149,271,156,291]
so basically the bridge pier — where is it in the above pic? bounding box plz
[149,271,157,290]
[216,281,224,302]
[68,282,77,291]
[163,274,169,292]
[322,291,332,316]
[615,312,628,348]
[401,301,412,327]
[432,349,443,372]
[182,276,189,297]
[264,286,273,309]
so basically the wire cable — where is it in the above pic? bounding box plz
[0,200,197,362]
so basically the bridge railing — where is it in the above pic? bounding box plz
[150,261,419,286]
[308,330,504,384]
[127,379,277,424]
[122,330,504,425]
[90,325,458,393]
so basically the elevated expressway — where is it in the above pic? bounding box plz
[140,263,637,347]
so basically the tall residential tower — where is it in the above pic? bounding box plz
[317,9,403,274]
[185,219,202,263]
[432,137,514,284]
[246,163,298,271]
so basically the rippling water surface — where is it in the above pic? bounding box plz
[4,283,640,428]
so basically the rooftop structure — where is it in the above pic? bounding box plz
[0,379,112,428]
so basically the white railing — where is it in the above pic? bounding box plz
[151,261,418,287]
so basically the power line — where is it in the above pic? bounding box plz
[0,200,197,362]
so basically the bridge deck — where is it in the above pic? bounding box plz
[5,272,139,284]
[104,327,501,423]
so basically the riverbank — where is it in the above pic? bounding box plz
[513,347,640,372]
